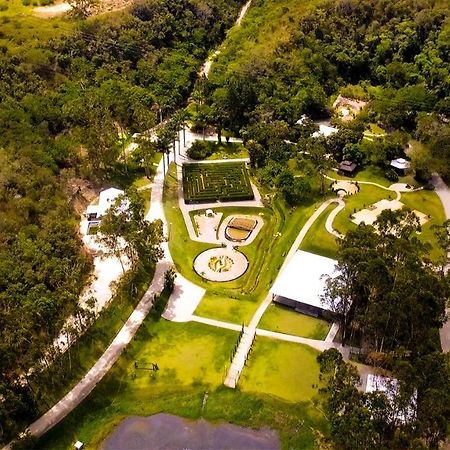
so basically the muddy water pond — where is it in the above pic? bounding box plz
[101,413,280,450]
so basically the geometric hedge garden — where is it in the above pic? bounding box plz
[182,162,254,204]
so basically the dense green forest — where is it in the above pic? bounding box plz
[0,0,244,443]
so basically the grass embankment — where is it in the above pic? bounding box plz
[259,304,330,340]
[0,0,74,56]
[37,318,325,450]
[300,202,340,259]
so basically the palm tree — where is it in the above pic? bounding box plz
[156,128,171,174]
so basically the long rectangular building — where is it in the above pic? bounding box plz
[270,250,339,317]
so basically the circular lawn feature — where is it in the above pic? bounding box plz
[194,248,249,282]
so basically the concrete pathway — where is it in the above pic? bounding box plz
[191,316,350,359]
[431,174,450,352]
[325,174,422,201]
[325,199,345,238]
[223,198,343,388]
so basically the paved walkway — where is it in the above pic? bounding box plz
[325,174,422,201]
[191,316,350,360]
[431,174,450,352]
[223,198,343,388]
[325,199,345,238]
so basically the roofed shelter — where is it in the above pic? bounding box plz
[338,160,358,177]
[85,188,128,223]
[270,250,339,318]
[390,158,411,176]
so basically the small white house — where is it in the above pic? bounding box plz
[390,158,411,175]
[270,250,340,317]
[312,124,339,138]
[74,441,84,450]
[85,188,128,223]
[365,374,417,424]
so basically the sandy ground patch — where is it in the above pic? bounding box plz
[194,211,223,241]
[352,199,428,227]
[194,247,248,282]
[34,1,72,17]
[331,180,359,196]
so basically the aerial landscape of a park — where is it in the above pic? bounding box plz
[0,0,450,449]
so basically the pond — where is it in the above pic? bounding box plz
[101,413,280,450]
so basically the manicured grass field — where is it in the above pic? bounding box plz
[206,142,249,160]
[299,203,340,259]
[259,304,330,340]
[182,161,254,204]
[194,292,258,324]
[240,337,322,403]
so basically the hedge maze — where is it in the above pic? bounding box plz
[182,162,254,204]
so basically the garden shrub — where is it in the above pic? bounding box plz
[384,169,399,182]
[187,140,214,160]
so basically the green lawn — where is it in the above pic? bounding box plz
[299,203,340,259]
[36,319,326,450]
[259,304,330,340]
[401,189,446,261]
[366,123,386,135]
[328,166,416,188]
[240,337,322,403]
[36,320,238,449]
[194,291,258,324]
[206,142,248,160]
[333,184,392,234]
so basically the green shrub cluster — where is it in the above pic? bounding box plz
[182,162,254,204]
[187,140,215,159]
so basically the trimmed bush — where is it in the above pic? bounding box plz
[182,162,254,204]
[187,141,214,160]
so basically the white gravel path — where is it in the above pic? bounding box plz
[431,174,450,352]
